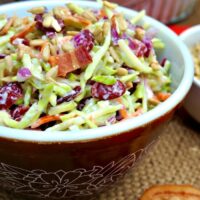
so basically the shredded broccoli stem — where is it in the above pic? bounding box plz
[92,75,116,85]
[48,104,122,131]
[48,101,77,115]
[67,3,84,14]
[0,31,15,46]
[118,39,152,73]
[131,10,146,24]
[46,116,85,131]
[0,18,7,30]
[0,1,172,131]
[84,23,111,81]
[152,38,165,49]
[24,85,32,106]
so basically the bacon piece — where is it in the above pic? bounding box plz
[140,185,200,200]
[50,46,92,77]
[11,22,36,42]
[74,46,92,66]
[57,52,73,77]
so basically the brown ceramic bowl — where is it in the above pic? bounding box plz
[0,1,194,200]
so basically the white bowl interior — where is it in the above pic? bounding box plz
[0,1,194,142]
[180,25,200,88]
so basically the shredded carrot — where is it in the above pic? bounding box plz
[131,108,143,117]
[119,108,128,119]
[31,115,61,129]
[116,98,129,119]
[10,22,36,42]
[0,16,16,35]
[156,92,171,102]
[99,9,107,19]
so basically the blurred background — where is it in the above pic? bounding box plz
[0,0,198,24]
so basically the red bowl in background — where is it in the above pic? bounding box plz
[112,0,197,24]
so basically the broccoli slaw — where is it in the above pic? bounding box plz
[0,1,171,131]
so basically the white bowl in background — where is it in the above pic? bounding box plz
[180,25,200,123]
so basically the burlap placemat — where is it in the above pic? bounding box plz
[99,112,200,200]
[0,112,199,200]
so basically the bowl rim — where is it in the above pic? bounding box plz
[179,25,200,88]
[0,0,194,143]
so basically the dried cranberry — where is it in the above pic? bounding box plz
[145,27,157,40]
[128,82,138,94]
[22,39,30,46]
[160,58,167,66]
[91,80,126,100]
[87,79,95,85]
[10,105,29,121]
[0,82,23,110]
[73,29,94,52]
[0,54,6,59]
[77,97,91,111]
[57,86,81,104]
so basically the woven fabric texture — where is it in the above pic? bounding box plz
[0,113,200,200]
[99,113,200,200]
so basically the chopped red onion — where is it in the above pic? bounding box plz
[46,31,56,39]
[108,115,116,124]
[142,38,152,57]
[128,38,147,57]
[17,67,32,82]
[127,22,136,31]
[111,24,120,45]
[145,27,157,39]
[73,29,94,52]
